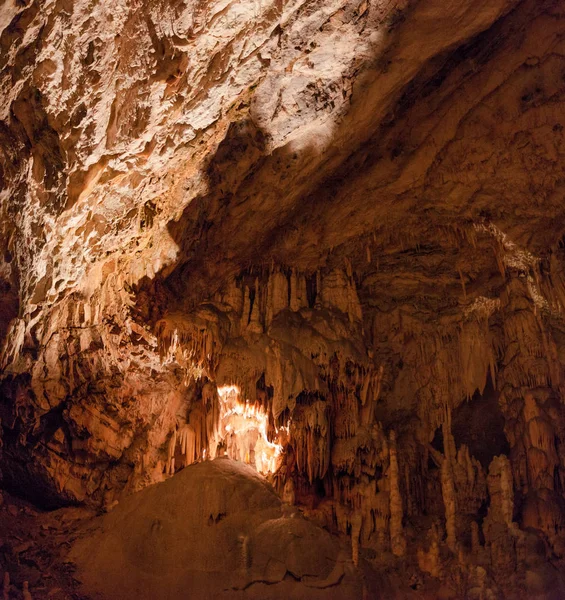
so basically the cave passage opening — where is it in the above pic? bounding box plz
[452,375,509,469]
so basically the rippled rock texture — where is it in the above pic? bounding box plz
[2,0,565,597]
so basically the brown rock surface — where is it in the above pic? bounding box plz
[70,458,362,600]
[2,0,565,597]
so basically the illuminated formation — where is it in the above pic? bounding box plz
[2,0,565,598]
[218,385,286,475]
[162,382,286,477]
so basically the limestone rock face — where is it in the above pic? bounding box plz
[2,0,565,596]
[70,458,361,600]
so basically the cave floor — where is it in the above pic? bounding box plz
[0,491,94,600]
[1,465,564,600]
[0,470,445,600]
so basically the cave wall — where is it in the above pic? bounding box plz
[2,0,565,595]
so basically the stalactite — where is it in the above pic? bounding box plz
[289,269,308,312]
[189,402,208,461]
[178,424,197,467]
[290,400,330,483]
[315,270,322,309]
[453,444,487,518]
[359,365,383,426]
[523,393,558,492]
[241,285,251,330]
[166,429,177,474]
[222,278,243,316]
[334,390,359,439]
[318,267,362,323]
[266,270,289,327]
[155,309,228,382]
[203,382,220,456]
[5,2,565,596]
[248,278,263,333]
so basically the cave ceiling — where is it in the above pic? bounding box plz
[2,0,565,595]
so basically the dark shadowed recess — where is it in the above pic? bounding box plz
[452,375,510,469]
[0,375,81,509]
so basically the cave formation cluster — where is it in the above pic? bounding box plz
[2,0,565,598]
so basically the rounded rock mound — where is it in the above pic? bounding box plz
[71,458,361,600]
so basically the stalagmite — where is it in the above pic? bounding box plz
[432,407,458,553]
[22,582,32,600]
[283,479,296,505]
[417,524,441,578]
[499,458,514,530]
[351,510,363,567]
[4,0,565,597]
[441,457,457,553]
[2,573,9,600]
[471,521,481,554]
[487,455,515,530]
[388,431,406,557]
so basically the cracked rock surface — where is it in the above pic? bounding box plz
[2,0,565,597]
